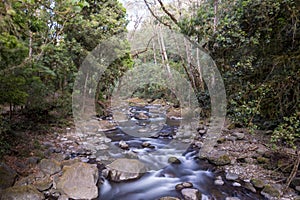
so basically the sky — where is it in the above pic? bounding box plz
[119,0,149,30]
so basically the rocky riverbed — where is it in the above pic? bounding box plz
[0,98,299,200]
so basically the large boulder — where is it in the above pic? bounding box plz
[38,159,61,175]
[103,158,146,182]
[56,162,99,200]
[1,185,44,200]
[0,162,17,190]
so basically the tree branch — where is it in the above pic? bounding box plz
[157,0,178,25]
[131,35,156,57]
[143,0,172,29]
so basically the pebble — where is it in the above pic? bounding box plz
[182,182,193,188]
[119,140,129,149]
[232,182,241,187]
[225,172,239,181]
[142,142,151,148]
[214,179,224,186]
[175,184,184,191]
[96,144,109,150]
[138,128,148,133]
[80,158,89,163]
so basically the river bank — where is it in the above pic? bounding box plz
[0,98,299,199]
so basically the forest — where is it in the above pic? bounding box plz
[0,0,299,199]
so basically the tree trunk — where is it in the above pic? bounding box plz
[213,0,219,33]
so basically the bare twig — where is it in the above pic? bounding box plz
[284,150,300,192]
[143,0,172,29]
[131,35,156,57]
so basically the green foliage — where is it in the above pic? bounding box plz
[0,76,28,106]
[0,0,131,154]
[271,111,300,148]
[0,33,28,69]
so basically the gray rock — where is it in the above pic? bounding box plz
[295,186,300,192]
[232,132,245,140]
[232,182,241,187]
[225,172,239,181]
[80,157,89,163]
[43,142,54,148]
[142,142,151,148]
[214,179,224,186]
[58,194,69,200]
[159,197,180,200]
[119,140,129,149]
[56,162,98,200]
[182,182,193,188]
[104,158,146,182]
[14,175,36,187]
[39,159,61,175]
[135,112,149,120]
[198,129,206,136]
[26,157,40,165]
[34,176,53,192]
[181,188,201,200]
[1,185,44,200]
[175,184,184,191]
[0,162,17,190]
[225,197,240,200]
[244,182,256,193]
[175,182,193,191]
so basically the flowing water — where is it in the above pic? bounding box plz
[96,105,265,200]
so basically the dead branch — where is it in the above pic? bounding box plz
[284,150,300,192]
[131,35,156,58]
[143,0,172,29]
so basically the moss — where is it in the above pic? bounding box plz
[251,178,265,189]
[257,156,269,164]
[208,154,231,166]
[261,184,281,199]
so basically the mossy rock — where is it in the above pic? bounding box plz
[261,184,281,199]
[251,178,265,189]
[257,156,269,164]
[207,154,231,166]
[168,157,181,164]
